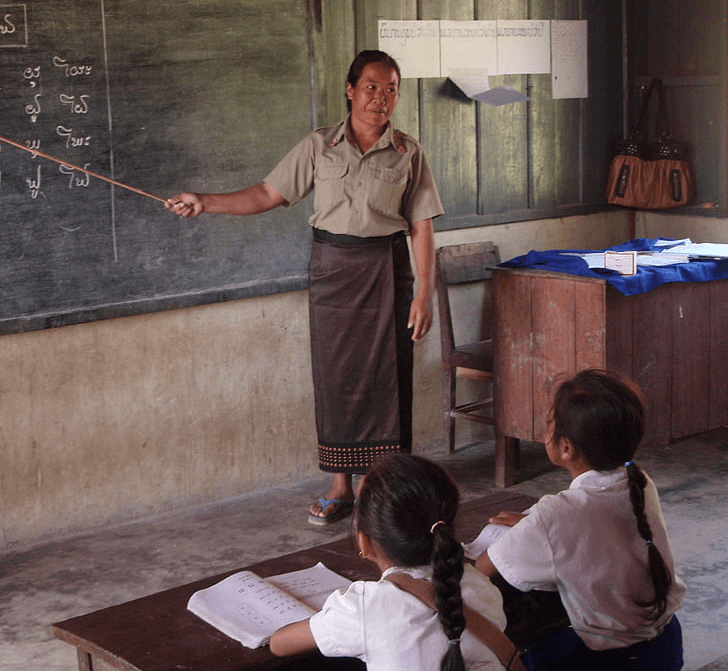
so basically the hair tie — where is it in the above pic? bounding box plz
[646,539,654,547]
[624,460,634,468]
[430,520,446,534]
[447,638,461,646]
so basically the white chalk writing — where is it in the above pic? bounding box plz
[56,125,92,148]
[0,12,16,35]
[0,2,120,260]
[24,92,41,122]
[0,5,28,47]
[60,163,91,189]
[53,56,92,77]
[59,93,90,114]
[23,65,39,87]
[26,164,41,198]
[24,138,40,158]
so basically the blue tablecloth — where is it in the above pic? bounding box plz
[500,238,728,296]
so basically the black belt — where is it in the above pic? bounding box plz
[313,227,405,246]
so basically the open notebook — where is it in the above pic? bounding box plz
[187,561,352,648]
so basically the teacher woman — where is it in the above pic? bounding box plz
[167,50,443,524]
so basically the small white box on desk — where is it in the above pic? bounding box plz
[604,251,637,275]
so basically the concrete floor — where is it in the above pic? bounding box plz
[1,429,727,671]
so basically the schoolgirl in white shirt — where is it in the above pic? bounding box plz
[475,369,686,670]
[270,453,509,670]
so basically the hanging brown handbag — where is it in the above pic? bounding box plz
[606,78,694,209]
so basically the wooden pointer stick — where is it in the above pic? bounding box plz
[0,133,167,204]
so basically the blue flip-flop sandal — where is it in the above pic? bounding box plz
[308,497,354,526]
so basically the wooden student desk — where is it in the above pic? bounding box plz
[492,266,728,486]
[51,490,538,671]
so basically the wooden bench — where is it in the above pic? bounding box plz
[51,491,540,671]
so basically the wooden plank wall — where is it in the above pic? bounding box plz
[310,0,623,229]
[631,0,728,213]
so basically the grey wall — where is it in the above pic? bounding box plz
[1,212,631,550]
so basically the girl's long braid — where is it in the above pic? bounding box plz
[356,454,467,671]
[431,523,466,671]
[552,369,674,622]
[625,460,673,619]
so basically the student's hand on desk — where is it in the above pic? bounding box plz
[408,292,433,341]
[165,193,203,218]
[489,510,527,527]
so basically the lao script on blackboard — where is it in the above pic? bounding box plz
[187,562,351,648]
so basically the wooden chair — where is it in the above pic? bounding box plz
[435,242,520,486]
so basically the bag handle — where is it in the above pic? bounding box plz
[385,572,527,671]
[653,78,673,139]
[631,77,674,139]
[630,77,661,139]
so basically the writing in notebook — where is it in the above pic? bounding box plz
[187,561,351,648]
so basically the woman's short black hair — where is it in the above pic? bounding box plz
[345,50,401,112]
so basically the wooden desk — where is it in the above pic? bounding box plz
[493,267,728,485]
[51,491,536,671]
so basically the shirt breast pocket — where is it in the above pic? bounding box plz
[369,167,408,216]
[314,163,348,210]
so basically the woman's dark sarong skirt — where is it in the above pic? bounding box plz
[309,229,414,474]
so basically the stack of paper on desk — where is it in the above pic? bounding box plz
[636,252,691,266]
[577,250,691,270]
[187,562,351,648]
[662,242,728,258]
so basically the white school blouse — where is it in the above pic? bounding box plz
[308,563,507,671]
[488,468,686,650]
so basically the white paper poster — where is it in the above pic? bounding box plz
[377,17,587,105]
[496,20,551,75]
[378,20,441,78]
[439,20,498,77]
[551,20,588,99]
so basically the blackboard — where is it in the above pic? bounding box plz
[0,0,314,334]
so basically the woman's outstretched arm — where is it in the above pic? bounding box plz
[166,181,287,218]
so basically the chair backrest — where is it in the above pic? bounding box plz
[435,242,500,354]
